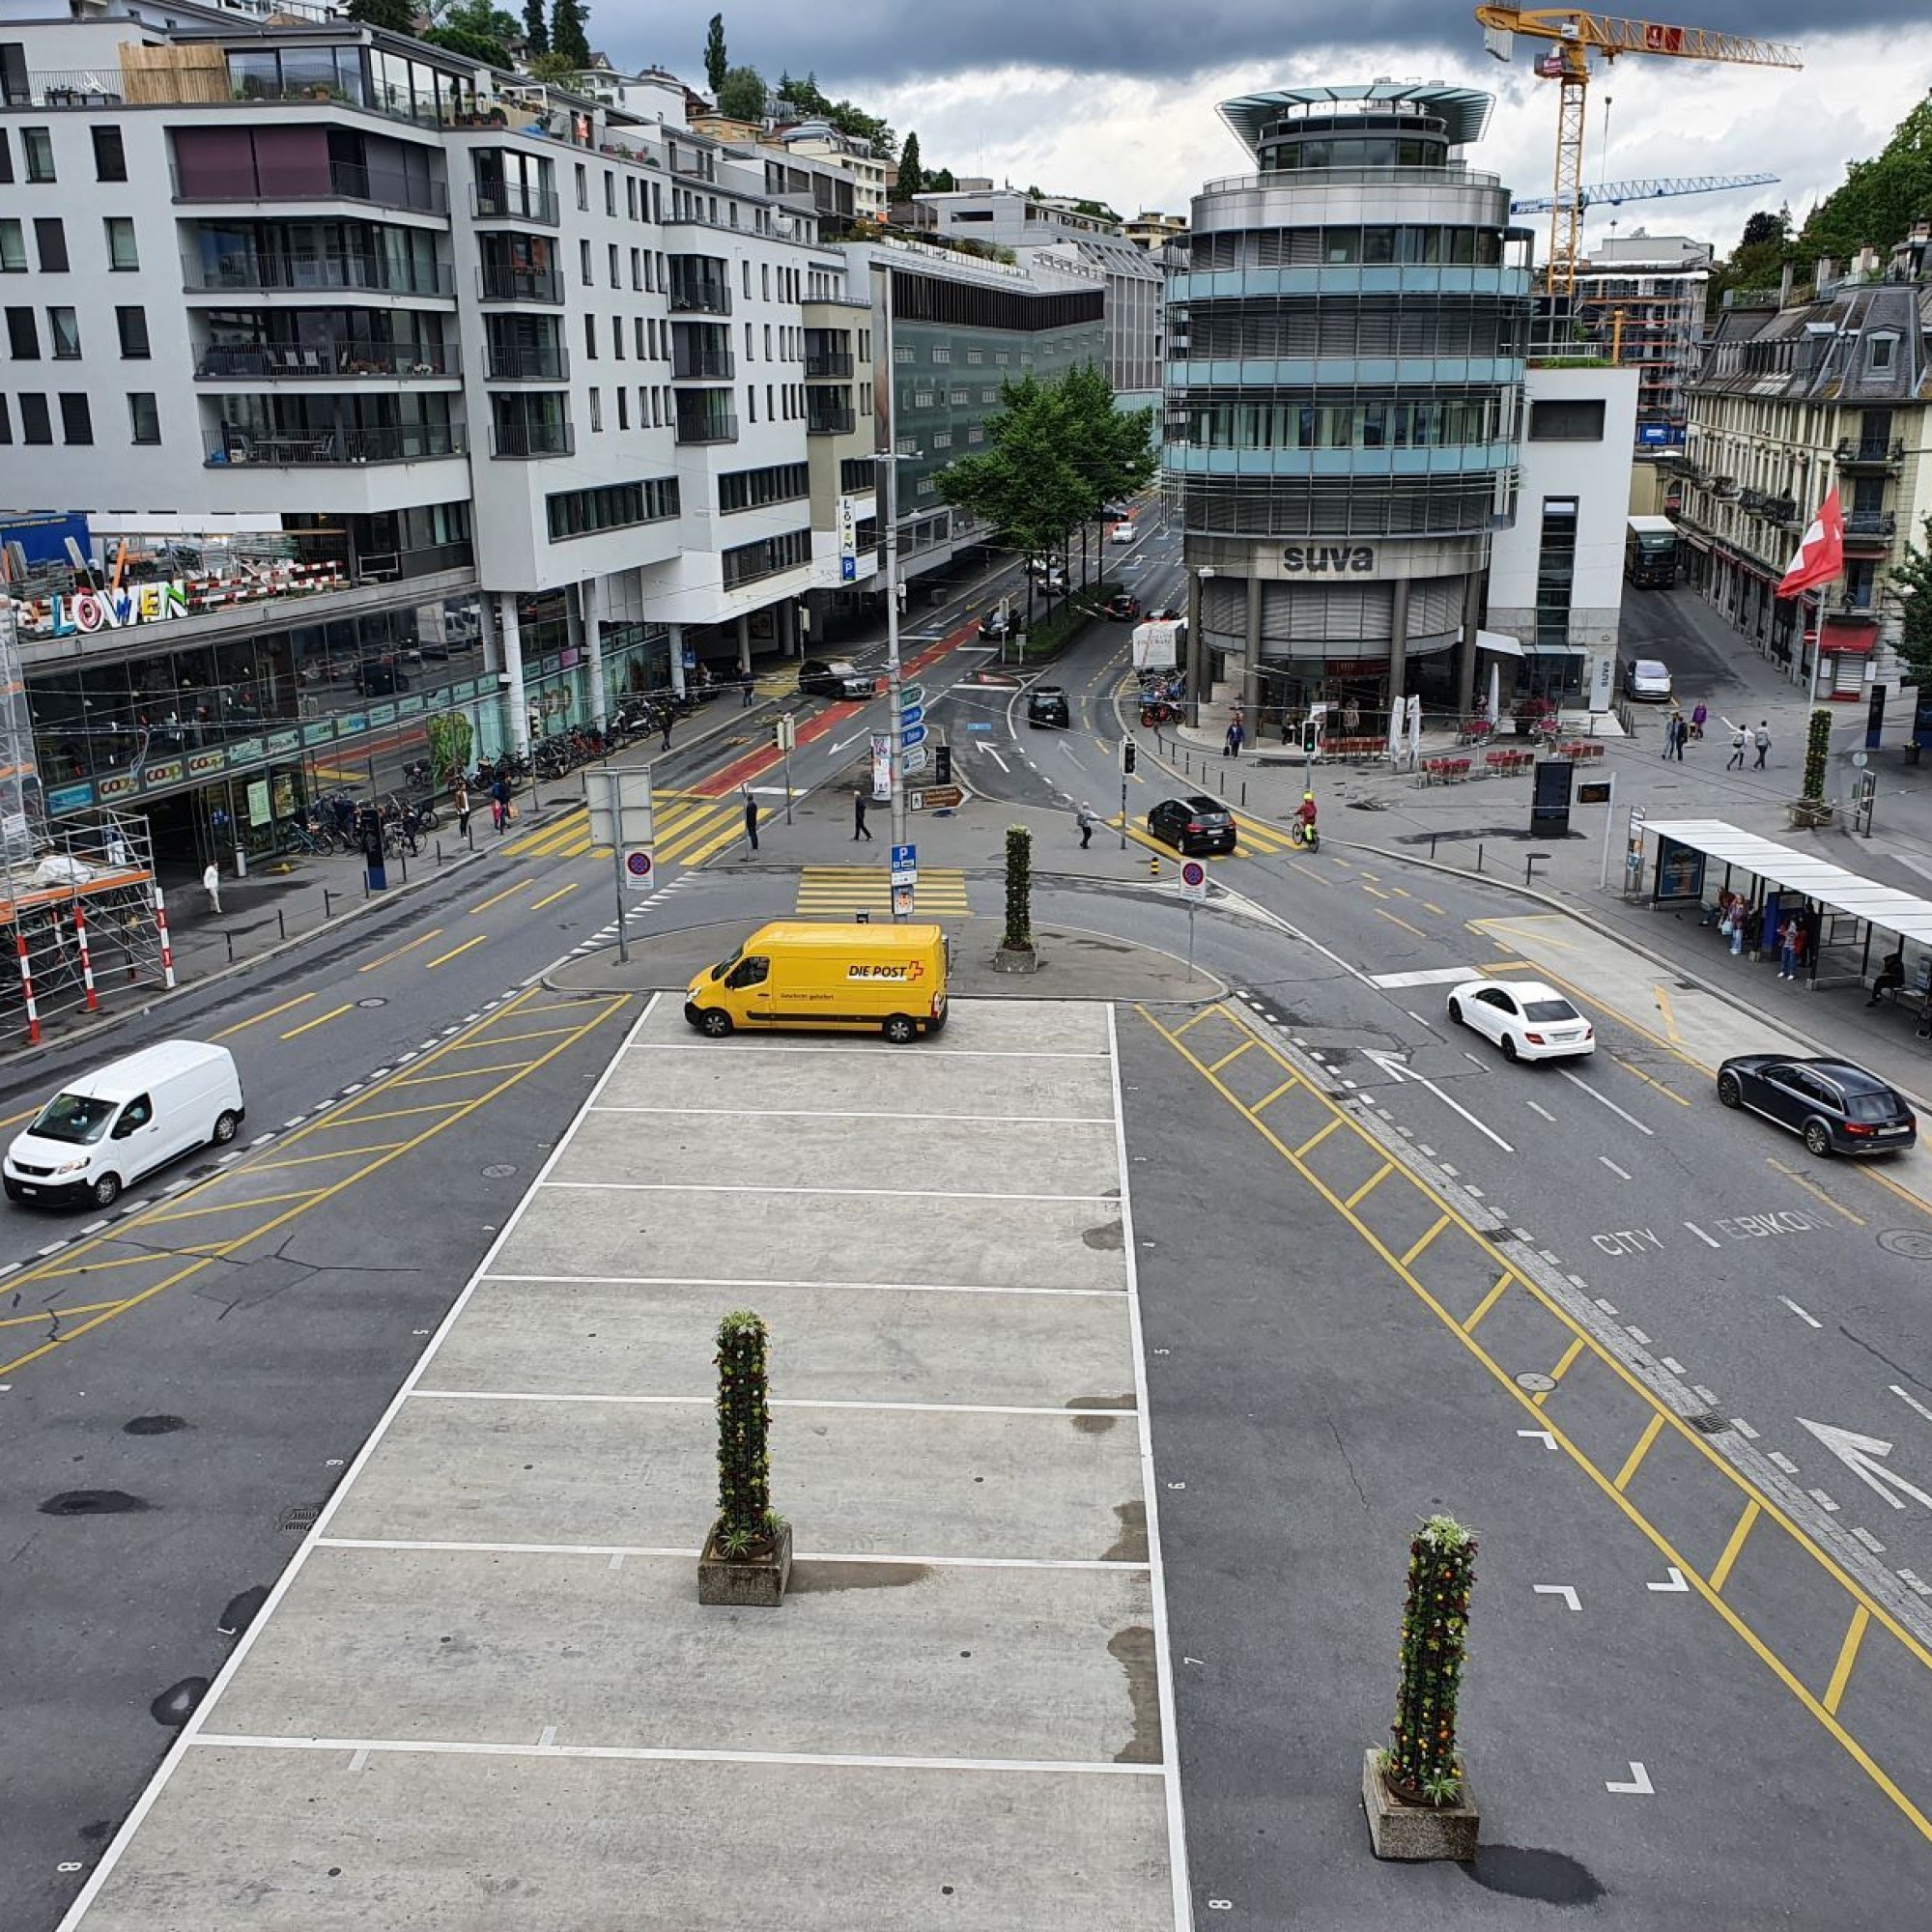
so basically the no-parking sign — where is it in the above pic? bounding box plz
[1179,859,1208,903]
[624,848,654,893]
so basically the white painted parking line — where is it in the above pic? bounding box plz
[316,1536,1149,1572]
[1685,1220,1723,1248]
[1600,1156,1632,1179]
[636,1042,1112,1059]
[589,1105,1115,1124]
[482,1270,1127,1298]
[409,1389,1135,1419]
[1779,1295,1824,1328]
[1369,966,1478,988]
[1554,1066,1654,1136]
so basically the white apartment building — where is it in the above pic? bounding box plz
[774,122,887,223]
[0,0,879,855]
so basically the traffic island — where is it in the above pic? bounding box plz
[1361,1749,1480,1861]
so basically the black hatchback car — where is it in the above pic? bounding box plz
[1717,1054,1916,1157]
[1149,795,1236,855]
[1027,686,1071,728]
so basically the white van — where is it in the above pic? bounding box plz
[5,1040,245,1209]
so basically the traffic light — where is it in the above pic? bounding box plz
[1299,718,1320,755]
[935,743,952,784]
[1122,741,1138,776]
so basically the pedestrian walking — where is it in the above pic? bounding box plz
[1723,718,1747,770]
[1690,700,1708,741]
[453,778,471,838]
[1753,721,1771,770]
[202,860,222,917]
[1776,911,1802,980]
[743,787,759,856]
[1077,801,1096,849]
[1672,714,1688,760]
[659,702,674,753]
[491,774,511,833]
[1225,715,1245,759]
[740,669,755,708]
[853,787,872,841]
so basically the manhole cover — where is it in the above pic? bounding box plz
[1515,1371,1556,1393]
[482,1163,518,1179]
[356,997,386,1009]
[1878,1229,1932,1260]
[1684,1410,1729,1435]
[278,1504,320,1534]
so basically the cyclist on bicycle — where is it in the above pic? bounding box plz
[1293,790,1318,835]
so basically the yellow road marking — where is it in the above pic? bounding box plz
[1533,1335,1588,1407]
[1423,902,1448,918]
[358,930,443,974]
[390,1060,540,1087]
[322,1099,469,1126]
[427,935,489,970]
[1710,1499,1760,1593]
[1138,1002,1932,1846]
[442,1024,589,1050]
[0,1297,127,1328]
[1611,1053,1693,1108]
[140,1187,326,1225]
[1768,1157,1867,1228]
[1652,982,1685,1043]
[1391,886,1412,898]
[213,994,315,1040]
[1825,1605,1871,1717]
[1472,916,1575,951]
[1399,1213,1451,1266]
[1614,1412,1667,1492]
[242,1142,410,1173]
[281,1002,353,1040]
[531,882,581,910]
[1253,1077,1299,1113]
[1294,1118,1343,1158]
[469,879,533,916]
[1208,1041,1254,1074]
[1463,1272,1513,1333]
[1360,884,1391,901]
[1172,1009,1221,1038]
[1375,907,1429,940]
[1344,1162,1393,1209]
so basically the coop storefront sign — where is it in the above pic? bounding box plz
[45,580,190,638]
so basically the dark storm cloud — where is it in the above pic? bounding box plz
[628,1,1908,88]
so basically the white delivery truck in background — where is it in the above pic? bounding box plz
[1131,617,1184,671]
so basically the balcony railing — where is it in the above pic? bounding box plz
[4,70,126,107]
[477,264,563,304]
[347,538,475,582]
[486,344,569,382]
[490,420,575,458]
[668,279,732,316]
[183,251,455,298]
[203,424,463,466]
[805,349,855,379]
[471,182,560,225]
[1843,510,1897,542]
[1835,438,1905,467]
[195,342,457,380]
[807,401,856,436]
[674,408,738,445]
[171,158,449,215]
[671,346,735,381]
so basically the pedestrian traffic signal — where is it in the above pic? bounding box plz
[935,743,952,784]
[1299,719,1320,755]
[1122,741,1138,776]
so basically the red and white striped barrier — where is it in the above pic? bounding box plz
[17,930,40,1046]
[154,884,176,990]
[73,901,99,1012]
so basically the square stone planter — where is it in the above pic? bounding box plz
[1361,1748,1480,1861]
[697,1521,793,1607]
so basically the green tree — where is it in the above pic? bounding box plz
[715,64,766,123]
[937,375,1094,588]
[896,129,923,200]
[1058,360,1157,519]
[1739,209,1785,248]
[345,0,416,30]
[1804,96,1932,264]
[520,0,547,53]
[703,11,728,93]
[426,22,510,63]
[424,0,520,66]
[1707,208,1791,312]
[526,50,577,83]
[928,165,955,192]
[548,0,589,67]
[1892,512,1932,690]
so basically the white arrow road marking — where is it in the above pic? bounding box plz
[1798,1418,1932,1513]
[1646,1567,1689,1593]
[980,746,1010,772]
[1554,1066,1655,1136]
[1892,1385,1932,1427]
[1779,1296,1823,1329]
[1518,1429,1556,1449]
[1364,1048,1516,1153]
[1533,1584,1581,1611]
[1605,1762,1654,1795]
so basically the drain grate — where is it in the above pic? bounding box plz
[278,1504,321,1534]
[1684,1410,1729,1435]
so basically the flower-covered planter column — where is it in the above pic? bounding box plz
[696,1310,792,1606]
[1362,1514,1482,1860]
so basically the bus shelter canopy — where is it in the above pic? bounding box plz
[1646,819,1932,948]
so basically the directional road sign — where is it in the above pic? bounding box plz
[900,703,925,731]
[901,723,928,751]
[903,747,930,776]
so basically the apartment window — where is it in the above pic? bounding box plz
[635,316,647,357]
[0,397,9,442]
[19,393,51,443]
[766,383,774,419]
[103,216,137,270]
[839,457,875,493]
[0,130,10,185]
[22,128,54,183]
[895,344,913,363]
[5,306,38,358]
[583,313,597,359]
[630,247,642,291]
[718,461,809,513]
[589,386,602,432]
[761,264,770,300]
[1534,497,1578,646]
[647,385,659,427]
[579,239,592,286]
[608,242,619,288]
[46,306,79,358]
[1868,334,1897,373]
[91,126,127,183]
[34,218,69,272]
[721,526,811,590]
[59,392,92,444]
[747,385,755,423]
[763,324,772,359]
[616,386,628,430]
[128,390,159,444]
[931,431,952,449]
[116,305,149,358]
[575,162,588,211]
[931,347,951,363]
[0,220,23,272]
[965,349,981,363]
[742,260,752,298]
[626,176,638,220]
[612,315,624,359]
[1528,398,1605,441]
[744,320,753,357]
[967,425,983,443]
[604,170,615,216]
[949,388,968,404]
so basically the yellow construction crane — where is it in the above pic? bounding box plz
[1474,8,1803,297]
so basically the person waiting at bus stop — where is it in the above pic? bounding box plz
[1869,946,1906,1006]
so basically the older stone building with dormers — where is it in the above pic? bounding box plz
[1672,223,1932,697]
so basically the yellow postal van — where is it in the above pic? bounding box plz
[685,922,950,1043]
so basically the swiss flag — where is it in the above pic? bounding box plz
[1776,490,1845,599]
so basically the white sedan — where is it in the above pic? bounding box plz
[1446,978,1595,1064]
[1111,521,1137,543]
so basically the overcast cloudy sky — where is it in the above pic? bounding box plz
[611,5,1930,257]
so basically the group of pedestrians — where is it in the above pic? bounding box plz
[1662,701,1773,771]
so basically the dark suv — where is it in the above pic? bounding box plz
[1149,794,1236,855]
[1027,686,1071,728]
[1717,1054,1916,1157]
[798,658,875,700]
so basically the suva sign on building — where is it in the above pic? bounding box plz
[1281,545,1377,574]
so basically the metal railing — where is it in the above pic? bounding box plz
[204,424,463,466]
[171,157,449,215]
[471,182,560,225]
[194,342,457,380]
[668,279,732,316]
[348,539,475,582]
[1835,438,1905,466]
[807,402,856,436]
[1843,510,1897,541]
[670,345,735,381]
[673,407,738,445]
[4,70,125,107]
[489,419,575,458]
[183,251,455,298]
[805,349,855,379]
[485,344,569,381]
[477,263,563,304]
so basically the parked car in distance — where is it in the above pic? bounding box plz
[1623,657,1672,701]
[1111,521,1137,544]
[1446,977,1595,1063]
[1103,592,1142,621]
[1717,1054,1916,1157]
[1148,794,1236,855]
[1027,685,1071,728]
[798,658,875,700]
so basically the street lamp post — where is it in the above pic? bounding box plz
[883,442,909,879]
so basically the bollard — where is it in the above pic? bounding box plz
[1477,843,1485,873]
[1241,781,1248,808]
[277,909,286,941]
[436,839,443,865]
[324,888,334,920]
[468,822,475,851]
[225,931,235,965]
[1430,832,1439,860]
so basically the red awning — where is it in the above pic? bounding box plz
[1820,618,1875,657]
